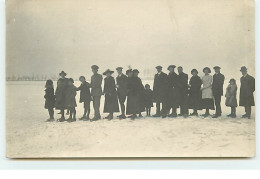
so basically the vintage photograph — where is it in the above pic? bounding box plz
[6,0,255,158]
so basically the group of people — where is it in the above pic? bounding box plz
[44,65,255,122]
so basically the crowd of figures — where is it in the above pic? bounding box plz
[44,65,255,122]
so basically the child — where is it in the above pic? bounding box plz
[144,84,153,116]
[77,76,91,120]
[225,79,238,118]
[65,78,77,122]
[44,80,55,122]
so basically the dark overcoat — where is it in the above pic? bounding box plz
[77,81,91,103]
[225,84,237,107]
[103,76,119,113]
[55,78,68,110]
[153,72,168,103]
[167,72,180,108]
[116,74,128,97]
[44,87,55,109]
[91,73,103,97]
[65,85,77,108]
[178,72,189,95]
[188,75,202,110]
[239,74,255,106]
[212,73,225,96]
[144,89,153,108]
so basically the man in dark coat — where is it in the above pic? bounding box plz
[166,65,180,118]
[177,66,189,118]
[212,66,225,118]
[239,66,255,119]
[90,65,103,121]
[116,67,128,119]
[153,66,168,117]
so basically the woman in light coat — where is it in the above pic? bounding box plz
[201,67,215,117]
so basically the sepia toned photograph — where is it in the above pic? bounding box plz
[6,0,255,158]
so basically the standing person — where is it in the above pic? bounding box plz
[103,69,119,120]
[166,65,180,118]
[177,66,189,118]
[55,71,69,122]
[152,66,168,117]
[239,66,255,119]
[225,79,238,118]
[144,84,153,116]
[44,80,55,122]
[201,67,215,117]
[90,65,103,121]
[212,66,225,118]
[65,78,77,122]
[133,69,145,117]
[116,67,128,119]
[77,76,91,121]
[188,69,202,116]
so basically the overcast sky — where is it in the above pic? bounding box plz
[6,0,254,80]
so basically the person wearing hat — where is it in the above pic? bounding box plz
[239,66,255,119]
[177,66,189,118]
[65,78,77,122]
[44,79,55,122]
[153,65,168,117]
[77,76,92,120]
[165,65,180,118]
[225,78,238,118]
[90,65,103,121]
[212,66,225,118]
[103,69,119,120]
[56,71,69,122]
[188,69,202,116]
[116,67,128,119]
[201,67,215,117]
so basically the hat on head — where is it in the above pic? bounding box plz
[79,76,85,80]
[46,79,53,86]
[103,69,114,75]
[240,66,247,72]
[126,69,133,75]
[167,65,176,70]
[155,65,162,69]
[91,65,99,70]
[229,78,236,83]
[191,69,198,74]
[203,67,211,73]
[133,69,139,73]
[68,78,74,83]
[116,67,123,70]
[213,66,221,70]
[59,71,67,76]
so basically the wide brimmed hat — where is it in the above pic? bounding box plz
[126,69,133,75]
[103,69,114,75]
[116,67,123,70]
[155,65,162,69]
[59,71,67,76]
[91,65,99,70]
[213,66,221,70]
[240,66,247,72]
[203,67,211,73]
[229,78,236,83]
[167,65,176,70]
[133,69,139,73]
[68,78,74,83]
[46,79,53,86]
[191,69,198,74]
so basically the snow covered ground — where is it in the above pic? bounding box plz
[6,81,255,158]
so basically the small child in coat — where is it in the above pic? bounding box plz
[44,80,55,122]
[144,84,153,116]
[66,78,77,122]
[77,76,92,120]
[225,78,238,118]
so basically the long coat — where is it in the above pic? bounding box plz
[91,73,103,97]
[225,84,237,107]
[103,76,119,113]
[65,85,77,108]
[77,81,91,103]
[126,77,145,114]
[188,75,202,110]
[116,74,128,97]
[153,72,168,103]
[55,78,68,110]
[44,87,55,109]
[167,72,180,108]
[239,74,255,106]
[212,73,225,96]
